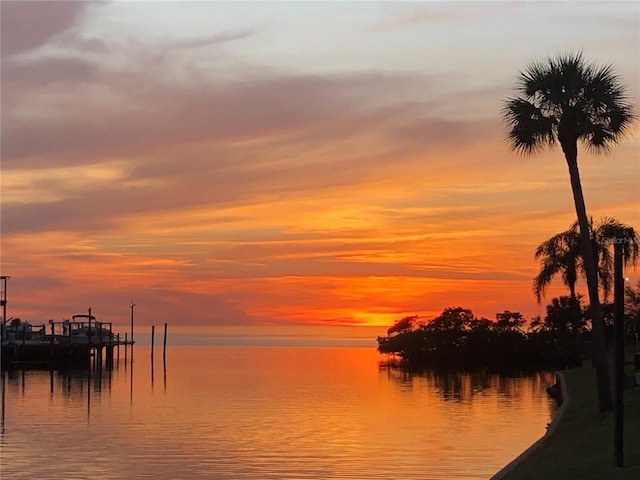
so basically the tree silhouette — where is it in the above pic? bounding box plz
[625,281,640,340]
[504,52,634,411]
[534,217,639,302]
[534,228,581,303]
[591,217,639,300]
[387,315,418,336]
[377,307,579,370]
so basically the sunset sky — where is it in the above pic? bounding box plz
[1,1,639,327]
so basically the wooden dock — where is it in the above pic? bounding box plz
[1,318,134,368]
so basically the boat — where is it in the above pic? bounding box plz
[62,314,116,344]
[2,318,48,345]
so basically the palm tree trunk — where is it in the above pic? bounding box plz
[569,282,577,303]
[568,281,581,335]
[564,144,613,412]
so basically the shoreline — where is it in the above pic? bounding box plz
[490,364,640,479]
[490,371,569,480]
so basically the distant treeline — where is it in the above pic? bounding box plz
[377,293,640,372]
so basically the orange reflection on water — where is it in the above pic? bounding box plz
[1,345,556,480]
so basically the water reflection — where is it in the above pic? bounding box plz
[1,346,556,480]
[0,347,172,435]
[0,346,145,429]
[380,365,557,406]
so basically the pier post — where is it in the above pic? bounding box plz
[151,325,155,389]
[124,333,128,362]
[151,325,155,360]
[130,304,135,346]
[163,323,167,363]
[98,346,102,368]
[106,346,114,368]
[0,276,9,343]
[88,309,94,370]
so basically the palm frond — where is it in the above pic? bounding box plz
[533,227,581,302]
[533,260,561,303]
[503,51,635,156]
[599,221,640,268]
[503,98,556,154]
[598,244,613,300]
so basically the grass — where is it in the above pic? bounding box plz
[499,364,640,480]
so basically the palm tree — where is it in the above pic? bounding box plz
[534,228,581,303]
[504,52,634,412]
[534,217,639,302]
[591,217,640,299]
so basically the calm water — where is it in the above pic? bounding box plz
[0,326,557,479]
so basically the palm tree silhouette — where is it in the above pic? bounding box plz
[534,228,581,304]
[534,217,639,303]
[592,217,640,299]
[504,52,634,411]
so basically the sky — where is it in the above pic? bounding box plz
[1,0,639,327]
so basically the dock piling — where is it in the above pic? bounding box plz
[130,303,135,345]
[163,323,167,363]
[151,325,155,360]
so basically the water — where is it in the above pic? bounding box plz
[0,327,557,479]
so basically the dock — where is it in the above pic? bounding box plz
[1,276,136,369]
[1,317,134,368]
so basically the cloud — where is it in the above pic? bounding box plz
[2,56,96,89]
[5,270,253,325]
[389,116,500,149]
[0,1,90,56]
[0,63,452,166]
[0,114,500,239]
[167,29,254,50]
[370,2,523,32]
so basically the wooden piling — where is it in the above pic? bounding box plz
[106,346,114,367]
[151,325,155,360]
[130,304,135,345]
[163,323,167,362]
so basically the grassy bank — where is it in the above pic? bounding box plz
[499,365,640,479]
